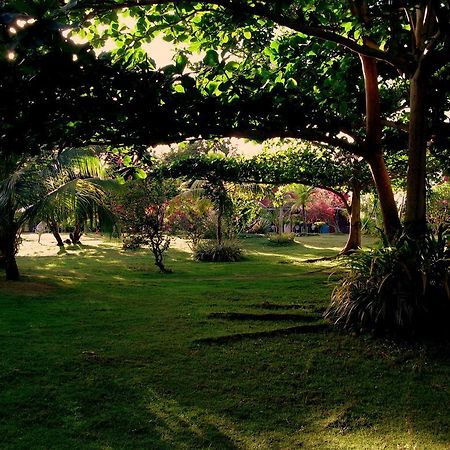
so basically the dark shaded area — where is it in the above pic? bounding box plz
[193,323,330,345]
[251,301,327,314]
[208,312,320,322]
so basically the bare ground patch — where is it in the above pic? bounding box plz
[0,279,55,297]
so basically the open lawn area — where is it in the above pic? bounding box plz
[1,233,449,449]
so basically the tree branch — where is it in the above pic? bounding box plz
[66,0,411,72]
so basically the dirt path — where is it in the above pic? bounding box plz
[18,232,191,257]
[17,232,118,257]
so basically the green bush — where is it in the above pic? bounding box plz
[326,225,450,336]
[267,232,296,245]
[122,234,147,250]
[193,240,243,262]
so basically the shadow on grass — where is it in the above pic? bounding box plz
[193,323,330,345]
[3,235,449,449]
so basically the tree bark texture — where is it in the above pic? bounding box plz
[405,69,428,236]
[216,199,224,244]
[366,152,401,241]
[48,219,64,246]
[70,222,83,244]
[340,180,362,255]
[0,220,20,281]
[360,54,401,242]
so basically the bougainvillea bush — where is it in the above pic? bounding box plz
[306,189,347,228]
[166,195,215,249]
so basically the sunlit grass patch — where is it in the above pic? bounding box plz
[1,233,449,449]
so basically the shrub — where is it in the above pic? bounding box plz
[122,234,146,250]
[267,232,296,245]
[326,226,450,336]
[193,240,243,262]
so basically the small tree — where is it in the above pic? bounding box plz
[116,178,176,273]
[166,195,213,249]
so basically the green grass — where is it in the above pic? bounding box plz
[1,233,449,449]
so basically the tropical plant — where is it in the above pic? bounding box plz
[115,178,177,273]
[193,240,242,262]
[0,148,116,280]
[428,180,450,230]
[284,184,315,234]
[166,194,214,249]
[33,148,117,245]
[326,226,450,335]
[267,232,296,246]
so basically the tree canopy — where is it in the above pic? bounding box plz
[2,0,450,238]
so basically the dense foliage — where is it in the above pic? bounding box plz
[166,194,214,249]
[0,148,114,279]
[327,226,450,336]
[267,232,296,246]
[114,178,177,273]
[193,239,243,262]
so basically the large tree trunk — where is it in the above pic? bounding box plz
[340,180,361,255]
[360,54,401,242]
[405,68,428,236]
[0,221,20,281]
[366,152,401,241]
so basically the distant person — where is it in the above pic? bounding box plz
[35,221,47,244]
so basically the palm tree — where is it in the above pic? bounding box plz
[34,148,117,245]
[177,178,229,244]
[273,184,314,234]
[0,152,40,280]
[0,148,117,280]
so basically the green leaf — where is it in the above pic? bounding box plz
[224,61,239,72]
[173,84,185,93]
[286,78,298,89]
[203,49,219,66]
[134,168,147,180]
[175,53,188,72]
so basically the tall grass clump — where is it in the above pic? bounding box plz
[193,240,243,262]
[326,226,450,336]
[267,232,296,245]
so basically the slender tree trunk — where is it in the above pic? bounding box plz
[278,206,284,235]
[217,199,224,244]
[70,222,83,244]
[360,54,401,242]
[47,218,64,246]
[340,180,362,255]
[302,205,307,233]
[153,247,170,273]
[405,68,428,236]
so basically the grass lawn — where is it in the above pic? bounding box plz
[1,233,449,449]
